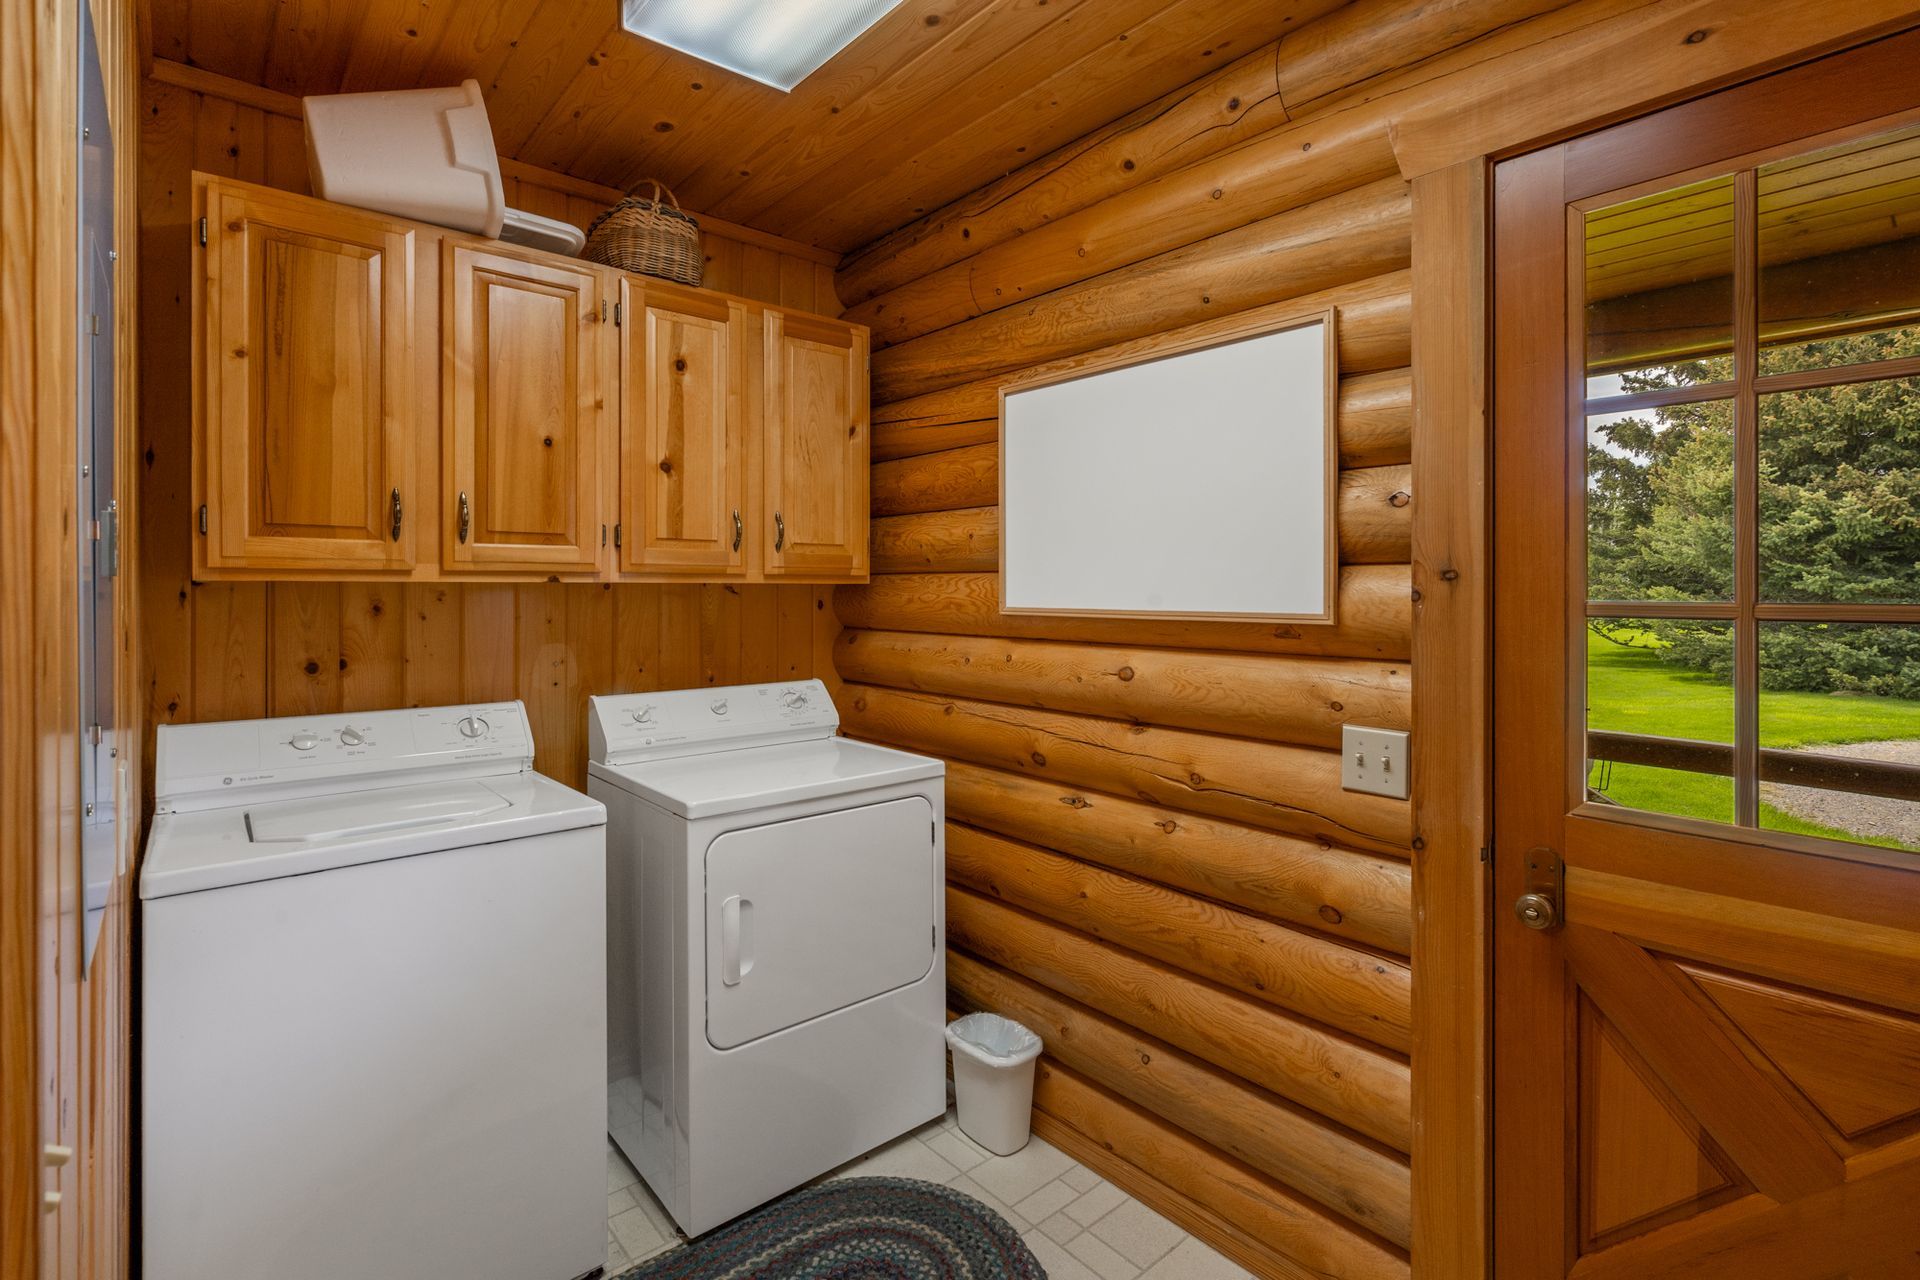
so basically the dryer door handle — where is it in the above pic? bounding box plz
[721,895,754,986]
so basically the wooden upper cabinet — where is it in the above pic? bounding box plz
[199,180,416,571]
[443,242,613,574]
[618,279,747,575]
[761,308,869,577]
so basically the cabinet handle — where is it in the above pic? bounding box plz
[732,509,743,553]
[389,489,403,542]
[457,491,471,544]
[773,511,785,553]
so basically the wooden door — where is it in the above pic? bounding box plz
[1493,37,1920,1280]
[444,241,611,574]
[762,307,869,577]
[618,278,746,575]
[199,180,415,571]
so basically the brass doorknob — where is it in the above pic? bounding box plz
[1514,892,1558,930]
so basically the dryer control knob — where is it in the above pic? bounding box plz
[339,726,366,747]
[710,698,729,716]
[289,732,320,752]
[457,716,488,739]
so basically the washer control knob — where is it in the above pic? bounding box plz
[289,732,320,752]
[782,690,808,709]
[339,726,366,747]
[631,706,655,725]
[710,698,729,716]
[457,716,488,739]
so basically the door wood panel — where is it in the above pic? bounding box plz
[443,241,611,573]
[1492,40,1920,1280]
[762,308,869,577]
[200,182,415,570]
[619,279,746,575]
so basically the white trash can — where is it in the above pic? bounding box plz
[945,1013,1043,1156]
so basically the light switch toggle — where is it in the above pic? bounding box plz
[1341,725,1409,799]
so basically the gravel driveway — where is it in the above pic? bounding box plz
[1761,739,1920,849]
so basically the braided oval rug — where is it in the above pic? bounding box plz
[617,1177,1046,1279]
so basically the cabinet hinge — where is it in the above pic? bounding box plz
[197,216,207,247]
[613,301,622,327]
[197,504,207,535]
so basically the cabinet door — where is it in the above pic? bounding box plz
[200,182,415,570]
[762,308,869,577]
[618,280,746,575]
[444,242,612,574]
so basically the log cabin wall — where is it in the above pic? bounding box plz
[137,69,844,790]
[827,2,1920,1276]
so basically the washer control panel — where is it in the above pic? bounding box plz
[156,702,532,810]
[591,680,836,765]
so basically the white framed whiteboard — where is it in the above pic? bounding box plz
[998,305,1338,622]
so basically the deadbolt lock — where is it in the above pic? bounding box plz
[1515,846,1564,933]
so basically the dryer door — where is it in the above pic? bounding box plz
[705,796,937,1050]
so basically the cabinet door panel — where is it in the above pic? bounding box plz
[620,281,746,574]
[202,183,415,570]
[445,243,610,573]
[763,309,868,577]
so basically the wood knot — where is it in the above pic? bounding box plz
[658,458,673,475]
[1116,665,1134,682]
[1188,772,1203,785]
[1412,835,1427,852]
[1157,819,1178,833]
[1440,567,1459,581]
[1030,751,1047,766]
[1318,904,1344,925]
[1060,795,1089,809]
[543,436,554,447]
[1683,27,1709,43]
[1388,490,1411,508]
[1330,700,1344,712]
[303,660,319,675]
[674,358,687,372]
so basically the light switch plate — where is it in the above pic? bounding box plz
[1342,725,1409,799]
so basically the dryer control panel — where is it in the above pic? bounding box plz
[590,680,838,765]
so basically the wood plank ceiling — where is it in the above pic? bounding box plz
[148,0,1345,252]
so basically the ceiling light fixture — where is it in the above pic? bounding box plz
[620,0,905,93]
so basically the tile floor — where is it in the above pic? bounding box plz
[602,1106,1252,1279]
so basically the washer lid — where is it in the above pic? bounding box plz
[589,737,943,819]
[140,772,605,900]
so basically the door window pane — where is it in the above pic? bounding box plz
[1758,122,1920,375]
[1588,403,1735,602]
[1586,620,1737,823]
[1584,176,1736,398]
[1758,623,1920,853]
[1759,377,1920,605]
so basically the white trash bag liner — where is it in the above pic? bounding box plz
[945,1013,1043,1156]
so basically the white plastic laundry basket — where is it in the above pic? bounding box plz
[945,1013,1043,1156]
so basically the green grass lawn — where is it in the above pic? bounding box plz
[1585,628,1920,850]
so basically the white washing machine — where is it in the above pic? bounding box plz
[141,701,608,1280]
[588,679,946,1236]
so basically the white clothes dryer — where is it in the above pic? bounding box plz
[588,680,946,1236]
[141,701,607,1280]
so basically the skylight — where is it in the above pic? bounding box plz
[620,0,905,93]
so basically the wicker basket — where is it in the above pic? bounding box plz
[582,180,703,286]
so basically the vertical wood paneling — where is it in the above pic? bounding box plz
[137,76,841,795]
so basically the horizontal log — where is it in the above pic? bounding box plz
[836,628,1409,750]
[841,683,1413,852]
[947,943,1413,1244]
[872,187,1412,403]
[1339,368,1413,468]
[836,45,1295,307]
[871,443,995,518]
[946,759,1413,955]
[870,508,998,573]
[874,364,1413,466]
[1274,0,1576,114]
[848,108,1399,347]
[1340,464,1414,564]
[834,566,1413,661]
[871,449,1416,564]
[1030,1060,1410,1280]
[946,822,1412,1051]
